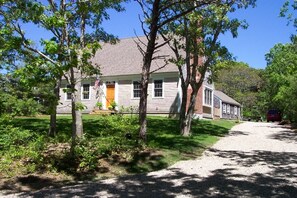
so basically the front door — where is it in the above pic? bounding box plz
[106,84,115,108]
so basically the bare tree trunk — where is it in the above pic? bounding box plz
[48,79,61,137]
[181,85,199,136]
[73,79,83,138]
[179,84,188,132]
[138,0,160,142]
[49,113,57,137]
[70,67,83,150]
[139,68,149,141]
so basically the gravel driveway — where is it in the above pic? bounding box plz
[2,122,297,197]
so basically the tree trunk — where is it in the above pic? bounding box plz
[179,84,188,132]
[70,67,83,150]
[72,77,83,139]
[138,0,160,142]
[181,85,199,136]
[49,112,57,137]
[48,79,61,137]
[139,70,149,141]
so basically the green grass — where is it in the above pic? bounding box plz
[1,115,236,180]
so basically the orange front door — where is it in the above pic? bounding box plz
[106,84,115,108]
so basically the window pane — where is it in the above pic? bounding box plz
[154,80,163,97]
[204,89,212,105]
[133,90,140,98]
[83,84,90,99]
[155,89,162,97]
[133,81,140,98]
[154,80,163,89]
[133,81,140,90]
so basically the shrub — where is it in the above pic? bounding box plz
[0,94,41,116]
[0,117,46,176]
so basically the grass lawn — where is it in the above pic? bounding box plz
[0,114,237,188]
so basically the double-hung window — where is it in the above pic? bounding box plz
[82,84,90,100]
[204,88,212,106]
[154,80,163,98]
[234,106,238,115]
[133,81,141,98]
[223,104,226,113]
[227,104,230,114]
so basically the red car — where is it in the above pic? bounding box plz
[266,109,282,122]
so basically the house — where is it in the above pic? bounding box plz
[213,90,241,120]
[57,37,214,118]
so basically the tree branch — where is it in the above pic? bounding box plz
[13,23,59,66]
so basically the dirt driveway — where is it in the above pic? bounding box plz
[2,122,297,197]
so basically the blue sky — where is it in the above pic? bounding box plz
[101,0,296,69]
[18,0,296,70]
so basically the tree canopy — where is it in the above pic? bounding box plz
[263,36,297,122]
[214,60,263,118]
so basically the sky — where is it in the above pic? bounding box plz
[100,0,296,69]
[11,0,297,70]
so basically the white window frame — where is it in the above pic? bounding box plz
[223,103,226,113]
[203,87,212,106]
[152,79,164,98]
[81,83,91,100]
[234,106,238,115]
[227,104,230,114]
[132,80,141,99]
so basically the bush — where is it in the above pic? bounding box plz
[0,116,46,176]
[0,93,42,116]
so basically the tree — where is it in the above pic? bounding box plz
[0,1,125,143]
[162,1,255,135]
[136,0,227,141]
[263,37,297,122]
[214,61,263,118]
[0,73,42,117]
[280,0,297,29]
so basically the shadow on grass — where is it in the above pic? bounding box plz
[9,143,297,197]
[3,116,233,192]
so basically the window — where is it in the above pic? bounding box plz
[234,106,238,115]
[227,104,230,114]
[223,104,226,113]
[154,80,163,98]
[204,88,212,106]
[82,84,90,100]
[133,81,141,98]
[66,85,72,100]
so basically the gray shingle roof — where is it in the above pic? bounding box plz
[214,90,241,106]
[91,36,179,77]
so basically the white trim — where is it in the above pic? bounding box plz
[220,100,223,118]
[102,83,107,109]
[152,78,164,99]
[227,104,230,114]
[115,81,119,110]
[234,106,238,116]
[177,78,182,113]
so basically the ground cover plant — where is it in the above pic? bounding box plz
[0,114,236,192]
